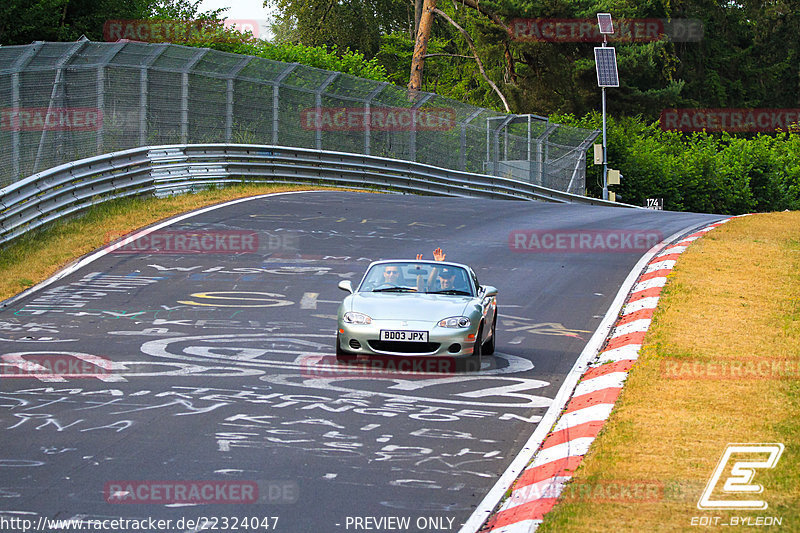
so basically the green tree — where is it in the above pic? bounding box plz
[267,0,412,58]
[671,0,800,109]
[0,0,225,45]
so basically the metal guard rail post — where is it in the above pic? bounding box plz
[0,144,637,246]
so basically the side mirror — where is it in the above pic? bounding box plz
[481,285,498,298]
[338,280,354,293]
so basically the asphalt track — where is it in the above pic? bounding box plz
[0,191,724,533]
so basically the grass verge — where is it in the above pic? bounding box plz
[538,211,800,531]
[0,183,340,303]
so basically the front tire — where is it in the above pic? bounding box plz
[482,314,496,355]
[460,323,482,372]
[336,333,356,362]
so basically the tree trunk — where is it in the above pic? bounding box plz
[413,0,423,38]
[408,0,437,91]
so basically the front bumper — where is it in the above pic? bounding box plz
[338,319,478,357]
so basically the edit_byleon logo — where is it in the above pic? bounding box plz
[697,443,784,511]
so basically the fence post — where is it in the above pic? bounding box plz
[8,45,40,179]
[272,63,298,146]
[33,39,88,174]
[181,48,209,144]
[461,109,483,172]
[226,56,253,143]
[363,82,388,156]
[96,42,127,154]
[140,44,169,146]
[315,72,340,151]
[409,93,432,162]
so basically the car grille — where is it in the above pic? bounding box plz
[368,340,441,354]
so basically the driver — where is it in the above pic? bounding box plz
[381,264,404,285]
[431,266,469,293]
[437,267,458,290]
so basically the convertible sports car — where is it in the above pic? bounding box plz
[335,260,497,364]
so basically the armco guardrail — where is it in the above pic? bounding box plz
[0,144,634,246]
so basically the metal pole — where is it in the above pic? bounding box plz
[34,39,88,173]
[8,44,39,179]
[181,49,209,144]
[96,42,127,154]
[97,67,105,153]
[140,45,169,146]
[602,85,608,201]
[527,115,532,183]
[485,119,490,173]
[11,72,20,178]
[601,31,610,201]
[409,93,432,162]
[272,64,298,146]
[461,108,482,172]
[226,57,253,143]
[315,72,340,151]
[364,83,388,156]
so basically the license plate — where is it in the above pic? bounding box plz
[380,330,428,342]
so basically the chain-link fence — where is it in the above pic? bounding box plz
[0,39,598,193]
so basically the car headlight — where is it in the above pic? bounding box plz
[343,312,372,325]
[438,316,471,328]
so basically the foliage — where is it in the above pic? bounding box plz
[206,40,390,82]
[0,0,388,82]
[553,113,800,214]
[0,0,150,43]
[267,0,412,58]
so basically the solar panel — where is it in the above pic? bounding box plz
[597,13,614,34]
[594,47,619,87]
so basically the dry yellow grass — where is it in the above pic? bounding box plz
[0,183,341,302]
[539,211,800,532]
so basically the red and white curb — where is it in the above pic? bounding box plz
[477,219,734,533]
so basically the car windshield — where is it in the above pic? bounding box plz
[358,262,474,296]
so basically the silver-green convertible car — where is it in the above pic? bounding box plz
[335,260,498,364]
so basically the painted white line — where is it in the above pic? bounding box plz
[504,476,571,509]
[631,276,667,293]
[595,344,641,363]
[644,259,676,273]
[527,438,595,469]
[300,292,319,309]
[491,520,543,533]
[657,245,687,256]
[610,318,652,337]
[623,297,660,314]
[552,403,615,433]
[573,372,628,397]
[458,220,718,533]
